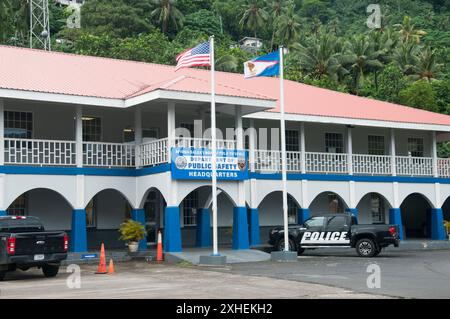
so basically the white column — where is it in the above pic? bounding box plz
[0,98,4,166]
[300,122,306,174]
[167,102,176,163]
[432,131,438,178]
[75,106,83,168]
[235,106,245,207]
[347,126,353,175]
[135,108,142,168]
[76,175,85,209]
[249,119,256,172]
[390,128,396,176]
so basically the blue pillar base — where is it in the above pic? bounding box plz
[131,209,147,251]
[196,208,211,247]
[232,207,249,250]
[389,208,404,240]
[297,208,310,225]
[0,210,7,216]
[431,208,446,240]
[71,209,88,252]
[164,206,182,252]
[248,208,260,247]
[346,208,359,222]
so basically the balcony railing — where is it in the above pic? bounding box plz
[3,137,450,178]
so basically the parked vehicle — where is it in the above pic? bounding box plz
[0,216,68,280]
[269,213,400,257]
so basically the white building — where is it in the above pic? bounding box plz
[0,45,449,253]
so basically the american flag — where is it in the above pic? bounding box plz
[175,41,211,71]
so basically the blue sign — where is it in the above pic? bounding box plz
[81,254,98,259]
[171,148,248,180]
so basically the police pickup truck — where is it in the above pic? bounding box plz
[269,214,399,257]
[0,216,68,280]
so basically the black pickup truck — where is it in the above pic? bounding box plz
[269,213,399,257]
[0,216,68,280]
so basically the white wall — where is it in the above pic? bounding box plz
[27,189,72,230]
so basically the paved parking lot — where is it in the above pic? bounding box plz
[0,261,385,299]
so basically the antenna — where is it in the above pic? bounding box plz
[29,0,51,50]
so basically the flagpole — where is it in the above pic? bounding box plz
[210,35,219,256]
[279,46,289,252]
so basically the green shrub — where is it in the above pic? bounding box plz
[119,219,146,242]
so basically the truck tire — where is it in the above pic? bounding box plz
[277,238,296,252]
[0,271,5,281]
[356,238,377,257]
[297,248,305,256]
[42,264,60,278]
[373,248,381,257]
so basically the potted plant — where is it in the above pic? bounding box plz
[119,219,146,252]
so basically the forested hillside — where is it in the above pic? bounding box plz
[0,0,449,117]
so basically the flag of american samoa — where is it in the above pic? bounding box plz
[243,51,280,79]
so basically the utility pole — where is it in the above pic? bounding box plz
[29,0,51,50]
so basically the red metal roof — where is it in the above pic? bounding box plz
[1,45,449,127]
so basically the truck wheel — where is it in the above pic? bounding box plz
[373,248,381,257]
[42,264,60,278]
[0,271,5,281]
[297,248,305,256]
[277,238,296,252]
[356,238,377,257]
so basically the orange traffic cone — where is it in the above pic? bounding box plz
[96,243,107,274]
[107,258,115,275]
[156,230,164,262]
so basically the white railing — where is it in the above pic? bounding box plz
[4,138,76,166]
[306,152,348,174]
[253,150,301,173]
[352,154,392,175]
[396,156,433,176]
[138,138,168,167]
[174,137,237,150]
[83,142,135,167]
[437,158,450,178]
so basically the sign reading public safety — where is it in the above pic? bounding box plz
[171,148,248,180]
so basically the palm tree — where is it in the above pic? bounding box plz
[393,41,419,75]
[239,0,269,38]
[0,0,12,42]
[342,35,384,93]
[151,0,184,35]
[394,15,427,43]
[216,54,238,72]
[275,5,301,49]
[292,33,348,81]
[268,0,285,49]
[410,46,443,81]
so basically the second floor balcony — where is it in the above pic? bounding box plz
[3,136,450,178]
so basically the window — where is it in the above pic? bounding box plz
[368,135,385,155]
[304,216,325,228]
[182,192,198,226]
[285,130,299,152]
[408,138,424,157]
[371,194,385,223]
[4,111,33,138]
[328,194,344,213]
[7,195,27,216]
[326,216,347,228]
[325,133,344,153]
[123,127,159,143]
[85,199,97,228]
[180,123,194,137]
[287,196,298,224]
[82,116,101,142]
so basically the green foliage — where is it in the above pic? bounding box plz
[438,142,450,158]
[119,219,147,242]
[399,79,438,111]
[0,0,449,116]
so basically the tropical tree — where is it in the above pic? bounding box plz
[239,0,269,38]
[393,41,420,76]
[275,4,301,49]
[151,0,184,35]
[292,33,348,81]
[342,35,385,93]
[394,15,427,43]
[268,0,285,49]
[409,46,443,81]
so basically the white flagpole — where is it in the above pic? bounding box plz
[279,46,289,252]
[210,35,219,256]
